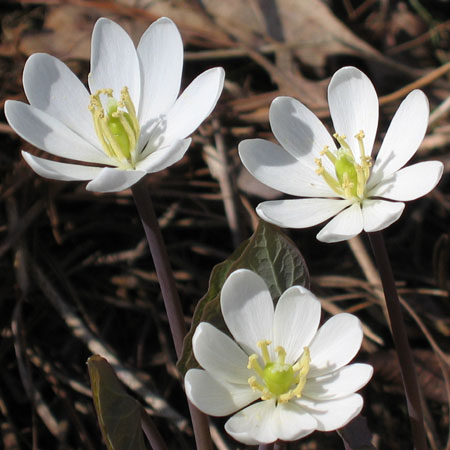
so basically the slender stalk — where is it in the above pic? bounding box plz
[132,180,213,450]
[368,231,428,450]
[141,409,169,450]
[258,442,284,450]
[258,444,274,450]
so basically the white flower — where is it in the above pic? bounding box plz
[239,66,443,243]
[185,269,372,445]
[5,17,224,192]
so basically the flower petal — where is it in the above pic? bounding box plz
[161,67,225,144]
[368,161,443,201]
[272,402,317,441]
[308,313,363,378]
[328,67,379,161]
[136,138,191,172]
[137,17,183,122]
[221,269,274,355]
[303,363,373,400]
[225,400,278,445]
[22,151,101,181]
[86,167,146,192]
[273,286,321,364]
[298,393,363,431]
[269,96,337,167]
[5,100,112,165]
[185,369,257,417]
[22,53,99,147]
[256,198,351,229]
[369,90,429,187]
[362,199,405,232]
[192,322,253,385]
[239,138,335,197]
[316,202,363,243]
[88,18,140,106]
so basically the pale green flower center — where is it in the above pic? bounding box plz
[89,87,140,168]
[247,340,310,403]
[315,131,372,201]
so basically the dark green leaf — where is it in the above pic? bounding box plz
[177,220,309,375]
[88,355,147,450]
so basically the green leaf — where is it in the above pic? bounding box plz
[88,355,147,450]
[177,220,309,375]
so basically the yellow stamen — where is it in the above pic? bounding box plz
[257,340,272,364]
[313,131,373,201]
[247,354,265,378]
[247,341,312,404]
[279,348,311,403]
[275,346,286,365]
[88,87,140,167]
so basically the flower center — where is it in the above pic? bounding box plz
[89,87,140,167]
[247,340,310,403]
[315,131,372,200]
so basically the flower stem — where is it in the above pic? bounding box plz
[141,409,168,450]
[258,444,273,450]
[132,180,213,450]
[258,442,284,450]
[368,231,428,450]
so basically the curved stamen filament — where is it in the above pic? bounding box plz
[89,87,140,167]
[247,343,311,404]
[314,132,373,201]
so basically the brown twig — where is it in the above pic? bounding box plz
[379,62,450,106]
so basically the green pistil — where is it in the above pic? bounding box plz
[247,341,311,403]
[315,131,372,201]
[89,87,140,166]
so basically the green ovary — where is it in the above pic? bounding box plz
[106,114,131,160]
[247,341,311,403]
[315,131,372,201]
[263,362,295,396]
[334,149,358,198]
[89,87,140,167]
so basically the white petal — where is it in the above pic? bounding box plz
[88,18,140,106]
[86,167,146,192]
[161,67,225,144]
[273,286,321,364]
[23,53,99,147]
[185,369,257,417]
[5,100,112,165]
[221,269,274,355]
[136,138,191,172]
[328,67,379,161]
[272,402,317,441]
[368,161,443,201]
[22,151,101,181]
[225,400,278,445]
[308,313,363,378]
[257,198,351,229]
[239,138,334,197]
[316,202,363,243]
[269,96,337,167]
[303,363,373,400]
[137,17,183,122]
[298,393,363,431]
[369,90,429,187]
[362,199,405,232]
[192,323,252,384]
